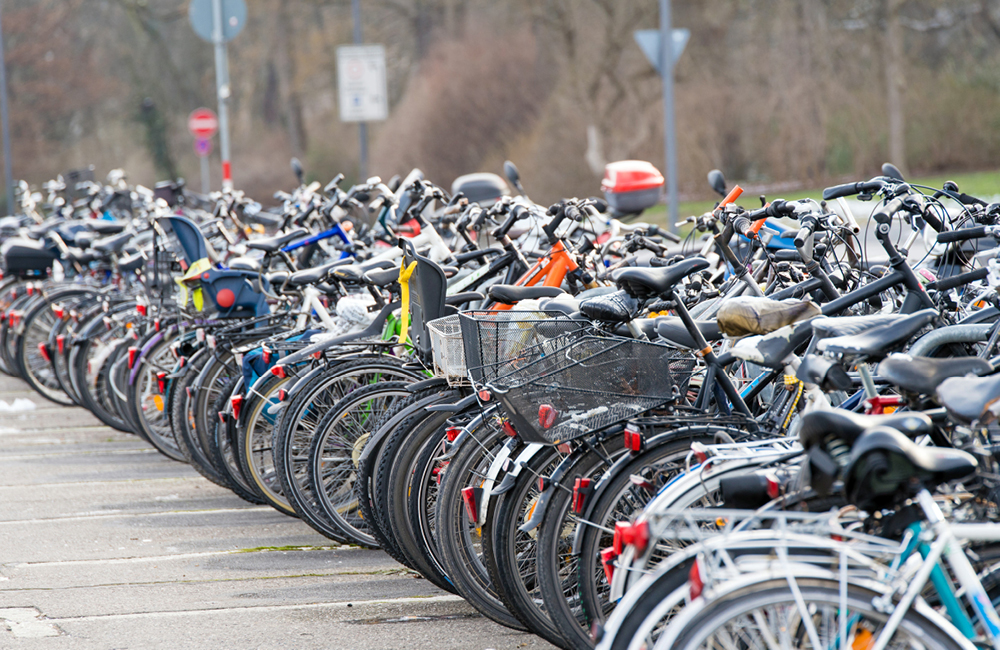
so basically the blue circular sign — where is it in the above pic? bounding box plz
[189,0,247,44]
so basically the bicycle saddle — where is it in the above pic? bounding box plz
[816,309,937,360]
[92,231,133,254]
[716,297,821,338]
[799,408,932,449]
[364,266,399,288]
[614,257,710,300]
[810,314,901,340]
[244,227,309,253]
[229,257,261,272]
[935,373,1000,424]
[654,317,723,349]
[63,247,98,266]
[286,258,353,287]
[844,426,977,509]
[878,354,992,397]
[330,258,395,282]
[487,284,565,305]
[84,219,126,235]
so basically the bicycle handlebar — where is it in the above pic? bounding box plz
[822,180,883,200]
[925,267,990,292]
[936,226,990,243]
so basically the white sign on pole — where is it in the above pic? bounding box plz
[337,45,388,123]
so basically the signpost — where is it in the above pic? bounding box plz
[634,3,689,233]
[189,0,246,191]
[188,108,218,194]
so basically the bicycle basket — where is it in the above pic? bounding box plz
[427,314,466,382]
[488,336,695,444]
[458,310,590,387]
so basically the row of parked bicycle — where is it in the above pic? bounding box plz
[1,157,998,649]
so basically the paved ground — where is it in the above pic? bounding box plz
[0,374,554,650]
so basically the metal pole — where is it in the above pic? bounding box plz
[0,1,14,214]
[200,155,210,194]
[213,0,233,190]
[352,0,368,181]
[660,0,678,233]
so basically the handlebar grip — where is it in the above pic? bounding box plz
[922,209,944,233]
[926,267,989,292]
[493,211,518,239]
[936,226,987,244]
[822,180,882,201]
[732,216,755,239]
[793,225,813,250]
[719,185,744,208]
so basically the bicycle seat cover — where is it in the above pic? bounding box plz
[845,426,977,509]
[614,257,710,299]
[244,227,309,253]
[817,309,937,359]
[579,290,639,323]
[716,297,821,338]
[935,374,1000,424]
[727,318,816,369]
[878,354,992,396]
[487,284,565,305]
[799,408,932,449]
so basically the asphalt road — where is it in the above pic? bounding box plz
[0,373,555,650]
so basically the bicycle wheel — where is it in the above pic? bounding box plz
[435,413,525,630]
[662,579,961,650]
[308,382,415,545]
[124,327,186,461]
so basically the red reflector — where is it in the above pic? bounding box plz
[38,342,51,363]
[614,520,649,554]
[538,476,550,492]
[154,319,161,332]
[692,442,709,465]
[766,476,780,499]
[127,346,138,369]
[56,335,65,355]
[27,286,33,296]
[53,305,64,319]
[557,442,571,454]
[501,420,517,437]
[156,372,167,394]
[461,486,479,524]
[689,559,704,600]
[601,547,617,584]
[219,412,227,424]
[262,349,271,364]
[624,424,644,452]
[312,351,322,360]
[185,386,192,399]
[230,394,244,420]
[538,404,558,429]
[446,427,461,442]
[477,389,491,401]
[572,478,592,514]
[277,389,288,401]
[270,365,286,378]
[136,303,147,317]
[178,356,186,369]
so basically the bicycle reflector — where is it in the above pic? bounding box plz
[277,389,288,402]
[270,365,286,378]
[136,303,147,317]
[689,559,705,600]
[572,478,592,514]
[37,342,51,363]
[230,394,244,420]
[446,427,461,442]
[156,372,167,394]
[538,404,558,429]
[691,442,710,465]
[613,520,649,554]
[127,346,138,369]
[600,547,617,584]
[56,335,65,355]
[461,486,481,524]
[502,420,517,437]
[262,348,271,364]
[624,424,644,453]
[477,389,491,402]
[52,304,64,319]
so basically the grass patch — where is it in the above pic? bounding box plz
[641,168,1000,226]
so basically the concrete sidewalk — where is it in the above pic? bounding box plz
[0,374,553,650]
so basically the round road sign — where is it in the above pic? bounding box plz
[188,108,219,140]
[188,0,247,44]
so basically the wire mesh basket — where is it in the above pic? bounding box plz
[458,310,591,387]
[427,314,466,382]
[487,335,696,444]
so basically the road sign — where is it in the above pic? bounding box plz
[337,45,388,123]
[189,0,246,43]
[194,138,213,158]
[633,29,690,77]
[188,108,219,139]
